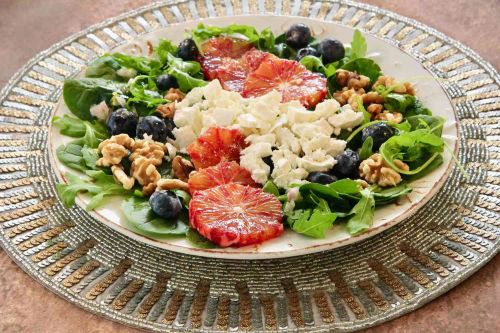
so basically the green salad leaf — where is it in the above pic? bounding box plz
[258,28,276,52]
[263,180,280,196]
[52,115,108,142]
[286,196,337,238]
[154,39,178,65]
[359,136,373,160]
[63,78,125,120]
[121,196,189,237]
[191,23,261,48]
[85,55,122,81]
[111,53,162,75]
[57,170,131,210]
[379,128,444,176]
[341,58,382,83]
[167,67,207,92]
[346,188,375,235]
[350,30,367,59]
[186,229,217,248]
[299,55,336,77]
[126,75,166,113]
[372,182,412,205]
[383,93,416,113]
[406,115,445,136]
[56,142,87,172]
[405,98,432,117]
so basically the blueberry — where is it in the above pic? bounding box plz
[295,47,319,61]
[106,108,138,137]
[136,116,168,142]
[331,149,361,179]
[262,155,274,174]
[163,117,176,140]
[361,123,394,151]
[156,74,178,91]
[177,38,199,61]
[307,172,337,185]
[149,190,182,219]
[317,38,345,64]
[285,24,311,49]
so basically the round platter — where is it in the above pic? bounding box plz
[0,0,499,332]
[50,15,458,259]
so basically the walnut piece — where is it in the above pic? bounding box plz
[156,102,176,118]
[111,165,135,190]
[375,111,403,123]
[366,103,384,116]
[333,87,365,106]
[156,178,190,192]
[164,88,185,102]
[131,156,161,195]
[130,139,164,166]
[359,153,409,187]
[373,75,415,95]
[172,156,194,182]
[336,69,370,89]
[96,134,135,167]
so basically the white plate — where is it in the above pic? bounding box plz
[49,15,458,259]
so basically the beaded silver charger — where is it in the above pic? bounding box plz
[0,0,499,332]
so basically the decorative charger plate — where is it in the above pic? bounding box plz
[0,0,499,331]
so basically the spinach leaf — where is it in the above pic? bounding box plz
[57,170,130,210]
[384,93,415,113]
[372,182,412,205]
[379,129,444,176]
[56,142,87,172]
[359,136,373,160]
[405,98,432,117]
[258,28,276,52]
[328,179,361,195]
[346,188,375,235]
[85,55,122,80]
[341,58,382,83]
[263,180,280,196]
[62,78,124,121]
[121,196,189,237]
[300,55,336,78]
[186,229,217,248]
[167,67,207,92]
[173,189,191,208]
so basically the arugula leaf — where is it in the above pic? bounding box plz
[355,95,371,124]
[173,189,191,208]
[154,39,178,65]
[379,128,444,176]
[263,180,280,196]
[57,170,130,210]
[126,75,166,113]
[167,67,207,92]
[258,28,276,52]
[63,78,125,121]
[121,196,189,237]
[341,58,382,83]
[85,55,122,81]
[166,53,201,75]
[191,23,260,49]
[350,30,367,59]
[406,115,444,136]
[286,198,337,238]
[328,179,361,195]
[359,136,373,160]
[111,53,161,75]
[186,229,217,248]
[405,98,432,117]
[346,188,375,235]
[384,93,415,113]
[81,146,100,170]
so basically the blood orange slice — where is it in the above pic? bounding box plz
[188,161,257,193]
[187,127,247,170]
[189,183,284,247]
[242,58,327,108]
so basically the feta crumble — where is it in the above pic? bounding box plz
[173,80,361,188]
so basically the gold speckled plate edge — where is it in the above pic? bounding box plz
[0,0,498,332]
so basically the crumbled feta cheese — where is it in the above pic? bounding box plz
[89,101,110,122]
[328,104,364,135]
[172,80,349,188]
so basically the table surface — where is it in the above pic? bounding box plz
[0,1,499,332]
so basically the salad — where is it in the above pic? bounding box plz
[54,23,449,248]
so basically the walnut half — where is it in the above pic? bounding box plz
[172,156,194,182]
[359,153,409,187]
